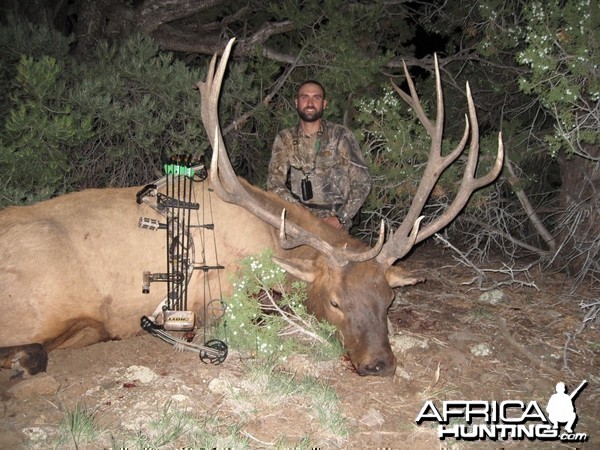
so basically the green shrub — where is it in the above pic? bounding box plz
[217,250,343,362]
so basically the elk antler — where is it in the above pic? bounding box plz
[197,38,384,266]
[376,55,504,266]
[277,209,385,261]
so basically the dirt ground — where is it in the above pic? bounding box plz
[1,246,598,449]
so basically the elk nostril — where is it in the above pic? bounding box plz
[362,360,385,375]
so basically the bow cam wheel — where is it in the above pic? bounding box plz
[199,339,228,365]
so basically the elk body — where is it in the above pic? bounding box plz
[0,39,502,378]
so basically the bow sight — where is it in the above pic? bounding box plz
[137,159,227,364]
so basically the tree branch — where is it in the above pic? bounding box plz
[139,0,227,34]
[504,153,557,252]
[259,287,326,344]
[151,19,300,63]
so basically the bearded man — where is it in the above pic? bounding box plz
[267,80,371,231]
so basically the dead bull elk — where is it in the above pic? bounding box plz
[0,38,502,378]
[201,39,503,375]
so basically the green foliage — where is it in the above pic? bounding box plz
[0,20,85,206]
[355,85,430,212]
[0,21,210,206]
[217,250,342,362]
[515,0,599,156]
[56,403,104,448]
[0,54,93,205]
[135,402,199,448]
[67,33,206,188]
[475,0,525,58]
[475,0,599,158]
[0,16,72,122]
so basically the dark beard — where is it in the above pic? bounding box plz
[297,107,323,122]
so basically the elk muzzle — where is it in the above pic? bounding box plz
[355,351,397,377]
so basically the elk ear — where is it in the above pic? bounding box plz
[385,265,425,288]
[272,256,316,283]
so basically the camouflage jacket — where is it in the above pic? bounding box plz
[267,121,371,227]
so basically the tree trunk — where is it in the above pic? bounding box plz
[555,145,600,279]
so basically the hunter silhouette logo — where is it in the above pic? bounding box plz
[416,379,589,442]
[546,380,586,434]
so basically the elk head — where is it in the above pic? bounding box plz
[197,39,503,377]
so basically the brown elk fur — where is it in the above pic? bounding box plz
[0,178,419,376]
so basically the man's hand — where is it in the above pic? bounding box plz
[322,215,343,230]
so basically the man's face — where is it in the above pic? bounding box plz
[296,83,327,122]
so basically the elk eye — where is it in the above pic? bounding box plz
[330,299,340,309]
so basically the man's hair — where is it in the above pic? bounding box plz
[297,80,326,99]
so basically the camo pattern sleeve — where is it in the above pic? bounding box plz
[328,123,372,224]
[266,129,298,204]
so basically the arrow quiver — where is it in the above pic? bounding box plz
[137,160,227,364]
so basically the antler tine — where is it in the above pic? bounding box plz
[278,209,386,265]
[197,39,238,195]
[199,38,385,266]
[391,62,434,136]
[377,55,504,266]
